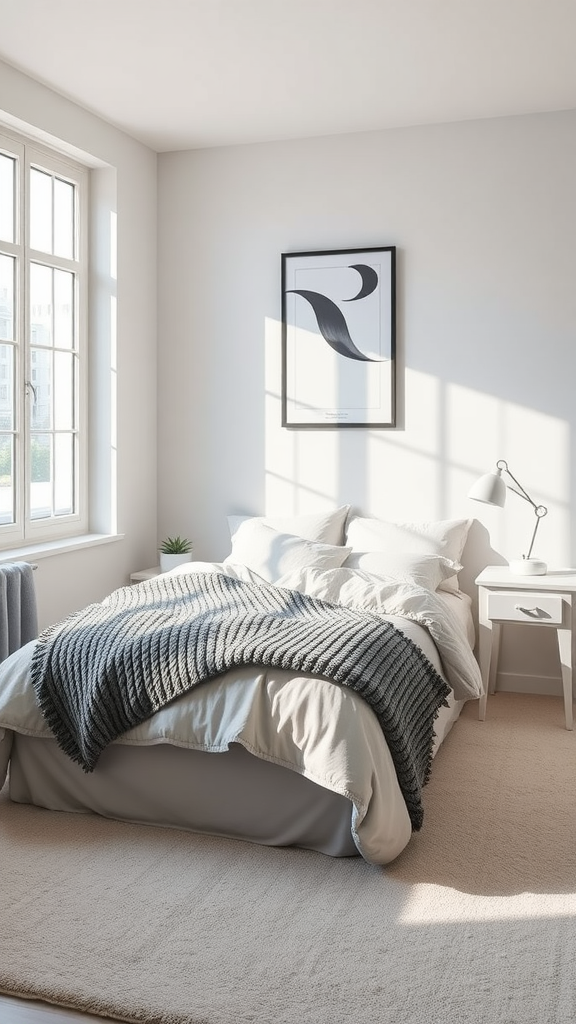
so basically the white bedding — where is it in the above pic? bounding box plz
[0,561,482,865]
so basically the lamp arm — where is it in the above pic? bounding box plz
[526,515,541,560]
[497,460,548,559]
[496,459,537,509]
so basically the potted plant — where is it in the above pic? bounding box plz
[159,535,193,573]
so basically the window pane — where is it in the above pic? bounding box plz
[0,434,14,524]
[54,351,74,429]
[0,154,15,243]
[31,348,52,430]
[54,269,74,349]
[0,254,15,340]
[0,344,14,429]
[3,130,86,539]
[30,432,52,520]
[54,178,75,259]
[30,168,52,254]
[54,433,73,515]
[30,263,53,347]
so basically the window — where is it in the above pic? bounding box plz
[0,127,88,546]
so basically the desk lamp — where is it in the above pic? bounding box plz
[468,459,548,575]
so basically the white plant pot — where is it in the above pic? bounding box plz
[159,553,192,573]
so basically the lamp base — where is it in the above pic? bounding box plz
[509,558,547,576]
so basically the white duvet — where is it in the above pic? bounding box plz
[0,562,482,864]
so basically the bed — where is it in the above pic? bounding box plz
[0,508,483,866]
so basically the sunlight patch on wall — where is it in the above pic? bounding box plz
[451,383,570,567]
[265,316,342,513]
[264,325,571,565]
[399,883,576,924]
[364,368,444,517]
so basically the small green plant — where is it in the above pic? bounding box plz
[159,535,192,554]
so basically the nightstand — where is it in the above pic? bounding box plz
[476,566,576,730]
[130,566,161,584]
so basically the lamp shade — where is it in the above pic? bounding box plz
[468,470,507,507]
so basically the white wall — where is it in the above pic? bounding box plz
[2,62,573,695]
[0,60,158,628]
[158,110,576,694]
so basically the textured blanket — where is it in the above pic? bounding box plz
[30,571,450,829]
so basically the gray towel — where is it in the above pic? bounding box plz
[0,562,38,663]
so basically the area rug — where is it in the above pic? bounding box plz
[1,693,575,1024]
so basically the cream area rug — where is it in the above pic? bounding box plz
[1,693,575,1024]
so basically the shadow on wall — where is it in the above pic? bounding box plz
[457,519,506,623]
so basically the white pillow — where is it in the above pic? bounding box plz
[223,519,351,583]
[345,517,471,593]
[227,505,350,546]
[343,550,462,592]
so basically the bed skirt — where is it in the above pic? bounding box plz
[7,694,463,859]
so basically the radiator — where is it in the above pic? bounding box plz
[0,562,38,663]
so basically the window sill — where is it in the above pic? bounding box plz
[0,533,125,565]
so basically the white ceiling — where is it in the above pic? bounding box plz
[1,0,576,153]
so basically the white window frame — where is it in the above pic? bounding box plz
[0,126,88,547]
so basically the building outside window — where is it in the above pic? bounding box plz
[0,127,88,545]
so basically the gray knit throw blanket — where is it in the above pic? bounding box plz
[30,571,450,830]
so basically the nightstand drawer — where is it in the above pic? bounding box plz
[487,590,565,625]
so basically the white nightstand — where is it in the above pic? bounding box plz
[130,566,161,584]
[476,565,576,730]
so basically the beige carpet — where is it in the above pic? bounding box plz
[1,693,575,1024]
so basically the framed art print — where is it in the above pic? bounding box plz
[281,246,396,428]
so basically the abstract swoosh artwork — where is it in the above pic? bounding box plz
[282,246,396,428]
[285,288,379,361]
[344,263,380,302]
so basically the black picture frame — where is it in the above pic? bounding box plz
[281,245,396,428]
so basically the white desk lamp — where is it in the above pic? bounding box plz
[468,459,548,575]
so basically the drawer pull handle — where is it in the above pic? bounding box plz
[515,604,541,616]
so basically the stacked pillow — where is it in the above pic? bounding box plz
[224,506,471,593]
[344,516,471,593]
[227,505,350,546]
[224,508,351,584]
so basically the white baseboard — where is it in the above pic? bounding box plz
[495,671,564,697]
